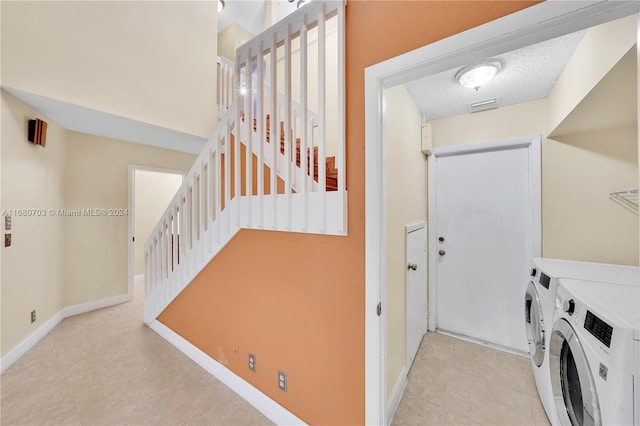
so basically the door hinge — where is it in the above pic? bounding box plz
[376,302,382,316]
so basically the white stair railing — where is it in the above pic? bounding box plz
[144,1,346,323]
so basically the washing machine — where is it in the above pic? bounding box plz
[524,258,639,425]
[549,279,640,425]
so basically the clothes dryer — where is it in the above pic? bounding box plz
[550,279,640,425]
[524,258,639,424]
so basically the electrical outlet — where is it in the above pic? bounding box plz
[30,310,36,323]
[278,370,287,392]
[248,354,256,372]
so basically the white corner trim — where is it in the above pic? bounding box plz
[62,293,130,318]
[386,366,408,425]
[1,293,130,374]
[148,320,307,426]
[0,310,64,374]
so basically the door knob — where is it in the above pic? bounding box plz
[439,250,446,256]
[407,263,417,271]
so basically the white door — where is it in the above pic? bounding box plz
[433,140,539,353]
[406,223,427,367]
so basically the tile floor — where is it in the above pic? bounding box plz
[0,280,272,426]
[2,280,549,426]
[392,332,550,426]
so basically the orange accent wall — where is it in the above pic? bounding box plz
[158,1,540,424]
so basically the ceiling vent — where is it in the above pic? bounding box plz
[468,96,502,113]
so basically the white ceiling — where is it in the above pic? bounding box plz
[405,30,587,121]
[3,86,207,155]
[218,0,304,37]
[218,0,267,36]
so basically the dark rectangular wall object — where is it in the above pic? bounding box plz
[28,118,47,147]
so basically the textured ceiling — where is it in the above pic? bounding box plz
[405,30,587,121]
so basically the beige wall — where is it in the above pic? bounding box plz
[1,90,67,355]
[545,127,638,265]
[134,170,184,275]
[432,99,547,149]
[1,90,196,356]
[548,15,637,135]
[1,1,218,137]
[218,22,255,61]
[64,133,195,306]
[384,85,426,398]
[431,98,639,266]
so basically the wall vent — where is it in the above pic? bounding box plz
[468,96,501,114]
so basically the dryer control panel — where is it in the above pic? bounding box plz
[584,311,613,348]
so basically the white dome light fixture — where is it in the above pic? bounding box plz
[455,60,502,91]
[218,0,225,13]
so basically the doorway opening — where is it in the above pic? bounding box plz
[365,2,639,424]
[127,165,185,301]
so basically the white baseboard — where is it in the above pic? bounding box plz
[1,293,130,374]
[0,310,65,374]
[62,293,130,318]
[149,320,306,426]
[386,366,408,425]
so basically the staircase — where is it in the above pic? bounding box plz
[144,1,346,324]
[254,114,338,191]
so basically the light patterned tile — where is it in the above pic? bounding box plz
[392,389,478,426]
[1,277,271,426]
[399,332,545,426]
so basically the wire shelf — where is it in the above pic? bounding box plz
[609,188,638,210]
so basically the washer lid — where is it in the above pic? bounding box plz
[533,257,640,286]
[559,279,640,341]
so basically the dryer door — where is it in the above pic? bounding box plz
[549,318,601,426]
[524,281,545,366]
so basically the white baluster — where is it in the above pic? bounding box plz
[246,48,254,228]
[257,41,265,228]
[216,136,222,244]
[300,14,309,230]
[270,33,278,229]
[235,62,242,227]
[225,121,231,235]
[318,4,327,232]
[284,23,292,230]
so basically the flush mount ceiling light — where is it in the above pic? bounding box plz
[218,0,225,13]
[455,60,502,90]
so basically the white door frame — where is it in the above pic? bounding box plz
[427,136,542,335]
[127,164,186,300]
[364,1,639,424]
